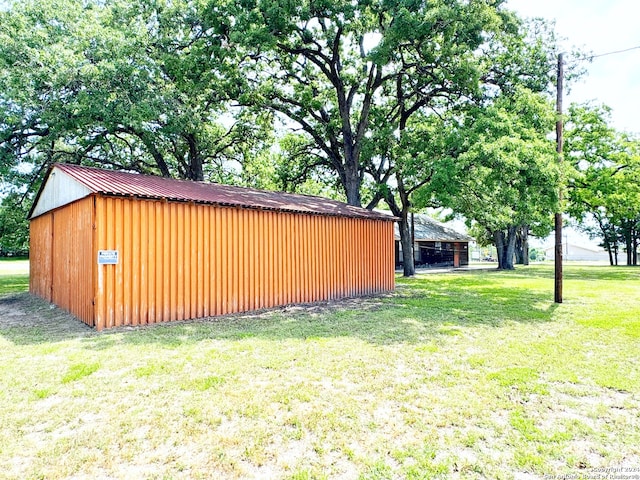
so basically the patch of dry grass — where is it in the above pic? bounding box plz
[0,264,639,479]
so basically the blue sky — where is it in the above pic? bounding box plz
[508,0,640,134]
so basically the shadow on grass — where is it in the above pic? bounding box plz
[1,269,560,348]
[518,264,640,281]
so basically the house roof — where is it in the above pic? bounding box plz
[30,163,395,221]
[394,214,474,242]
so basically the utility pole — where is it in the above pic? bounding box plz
[555,53,564,303]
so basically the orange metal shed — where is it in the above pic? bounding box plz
[29,164,396,330]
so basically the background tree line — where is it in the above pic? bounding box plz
[1,0,637,269]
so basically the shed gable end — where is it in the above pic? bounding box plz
[30,168,93,218]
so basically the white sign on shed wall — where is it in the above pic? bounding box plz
[97,250,119,265]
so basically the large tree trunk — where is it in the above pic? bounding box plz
[343,162,362,207]
[186,133,205,181]
[633,227,638,266]
[383,186,414,276]
[514,225,529,265]
[494,231,506,269]
[606,242,614,266]
[624,225,633,266]
[494,226,517,270]
[398,210,415,277]
[504,225,517,269]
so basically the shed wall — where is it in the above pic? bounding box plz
[94,196,394,330]
[29,196,95,325]
[29,214,53,301]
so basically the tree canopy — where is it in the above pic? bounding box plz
[0,0,588,270]
[0,0,272,184]
[423,87,560,269]
[565,103,640,265]
[227,0,557,209]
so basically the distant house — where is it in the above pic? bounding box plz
[395,214,474,268]
[543,243,609,262]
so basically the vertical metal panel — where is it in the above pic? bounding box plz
[90,196,394,329]
[327,216,335,300]
[57,197,93,325]
[294,214,302,303]
[190,205,197,318]
[342,217,351,297]
[241,209,249,312]
[309,215,316,301]
[201,206,209,317]
[255,210,264,309]
[139,200,149,325]
[29,214,53,302]
[264,212,276,305]
[30,196,94,326]
[147,202,157,324]
[303,214,311,303]
[229,208,238,313]
[248,209,256,310]
[176,203,185,321]
[95,196,105,330]
[275,212,283,305]
[197,206,204,318]
[215,207,223,315]
[284,213,292,305]
[123,199,132,325]
[131,200,141,325]
[114,198,124,327]
[183,204,191,320]
[191,206,199,317]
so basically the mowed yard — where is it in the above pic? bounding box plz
[0,260,639,479]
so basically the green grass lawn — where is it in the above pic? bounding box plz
[0,258,28,295]
[0,264,639,479]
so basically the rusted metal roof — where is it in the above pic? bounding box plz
[42,163,395,221]
[394,214,474,242]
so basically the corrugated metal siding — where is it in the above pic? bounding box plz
[29,197,94,325]
[94,195,394,330]
[29,214,53,301]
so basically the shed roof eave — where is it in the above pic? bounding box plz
[93,191,399,221]
[37,164,397,222]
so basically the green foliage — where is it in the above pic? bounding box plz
[0,0,574,272]
[360,13,563,274]
[565,103,640,265]
[422,87,560,268]
[272,133,343,198]
[229,0,556,207]
[529,248,542,261]
[0,192,30,256]
[0,0,274,188]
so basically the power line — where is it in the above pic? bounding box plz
[590,45,640,59]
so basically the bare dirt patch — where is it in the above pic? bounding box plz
[0,293,93,341]
[0,291,393,338]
